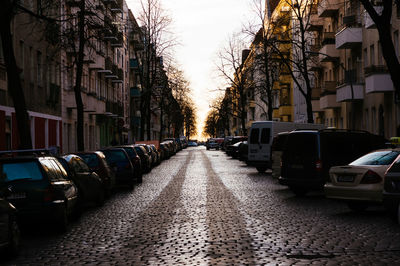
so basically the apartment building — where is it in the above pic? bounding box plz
[61,0,130,152]
[0,2,62,151]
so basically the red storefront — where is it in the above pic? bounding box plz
[0,106,62,151]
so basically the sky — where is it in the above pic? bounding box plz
[126,0,259,140]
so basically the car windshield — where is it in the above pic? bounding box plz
[350,151,400,166]
[1,161,44,181]
[79,154,99,168]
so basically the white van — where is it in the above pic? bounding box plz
[248,121,325,173]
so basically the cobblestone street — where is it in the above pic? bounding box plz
[4,146,400,265]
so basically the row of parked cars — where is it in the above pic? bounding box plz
[215,128,400,224]
[0,137,187,257]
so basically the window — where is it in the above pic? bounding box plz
[378,41,383,65]
[365,109,369,131]
[1,161,44,181]
[370,44,375,66]
[37,50,42,86]
[250,128,259,144]
[260,128,271,144]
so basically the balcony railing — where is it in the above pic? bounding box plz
[321,81,337,95]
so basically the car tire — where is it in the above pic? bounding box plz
[256,167,267,173]
[290,186,308,197]
[7,216,20,256]
[347,202,368,212]
[137,171,143,184]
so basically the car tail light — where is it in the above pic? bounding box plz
[43,186,54,202]
[361,170,382,184]
[125,163,131,170]
[316,160,322,171]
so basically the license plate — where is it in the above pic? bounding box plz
[337,175,355,182]
[7,192,26,199]
[291,164,304,169]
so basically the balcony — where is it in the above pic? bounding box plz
[321,81,337,95]
[307,16,324,31]
[319,32,339,62]
[105,63,118,79]
[130,87,141,97]
[111,68,124,83]
[320,94,340,109]
[89,55,105,70]
[111,32,124,48]
[365,65,394,94]
[278,105,292,116]
[98,57,112,74]
[312,99,322,112]
[129,32,145,51]
[336,70,364,101]
[364,7,383,29]
[318,0,339,17]
[335,19,362,49]
[130,58,140,69]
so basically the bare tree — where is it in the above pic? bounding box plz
[361,0,400,100]
[135,0,176,140]
[216,33,252,135]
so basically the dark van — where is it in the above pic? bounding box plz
[279,129,387,196]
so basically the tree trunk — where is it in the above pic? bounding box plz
[0,3,32,149]
[263,39,273,120]
[74,0,86,151]
[377,25,400,98]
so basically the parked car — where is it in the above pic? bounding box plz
[248,121,324,173]
[231,142,243,159]
[238,141,248,162]
[279,129,387,196]
[138,144,156,167]
[0,155,79,231]
[58,155,105,207]
[163,139,178,153]
[114,145,143,183]
[383,154,400,223]
[226,136,247,156]
[325,149,400,211]
[149,144,161,165]
[134,145,152,173]
[206,138,220,150]
[100,148,136,189]
[0,188,20,256]
[188,141,198,147]
[74,151,116,196]
[159,143,170,160]
[271,132,290,179]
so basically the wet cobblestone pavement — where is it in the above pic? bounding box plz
[3,147,400,265]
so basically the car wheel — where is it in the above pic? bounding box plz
[256,167,267,173]
[7,216,20,256]
[290,186,308,197]
[347,202,368,212]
